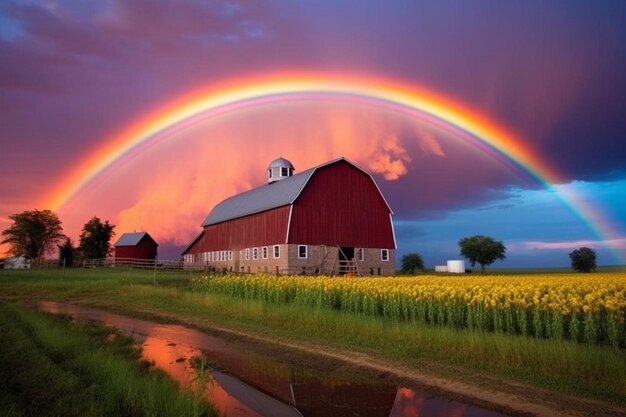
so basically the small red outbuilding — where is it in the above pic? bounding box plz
[114,232,158,260]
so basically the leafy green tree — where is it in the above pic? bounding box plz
[401,252,425,274]
[569,247,597,273]
[58,237,75,267]
[78,217,115,259]
[1,209,65,261]
[458,235,506,273]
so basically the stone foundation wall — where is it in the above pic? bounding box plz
[184,245,396,276]
[355,248,396,276]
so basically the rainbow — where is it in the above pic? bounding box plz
[42,72,623,259]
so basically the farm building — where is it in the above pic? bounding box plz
[0,255,31,269]
[182,157,396,275]
[114,232,158,260]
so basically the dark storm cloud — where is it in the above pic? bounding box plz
[296,1,626,183]
[0,0,299,193]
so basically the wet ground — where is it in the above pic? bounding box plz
[38,301,510,417]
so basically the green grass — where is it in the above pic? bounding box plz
[1,268,625,405]
[0,300,216,417]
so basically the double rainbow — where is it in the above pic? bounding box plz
[42,72,622,259]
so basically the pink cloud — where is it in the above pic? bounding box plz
[515,238,626,251]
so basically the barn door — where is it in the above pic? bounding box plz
[338,247,355,275]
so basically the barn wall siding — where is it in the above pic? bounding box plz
[188,205,291,253]
[288,161,395,248]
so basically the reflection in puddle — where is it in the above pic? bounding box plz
[37,301,509,417]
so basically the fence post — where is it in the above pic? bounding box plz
[62,258,66,279]
[153,258,157,287]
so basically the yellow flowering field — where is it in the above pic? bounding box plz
[191,273,626,347]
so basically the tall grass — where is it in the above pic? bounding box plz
[191,273,626,347]
[0,301,216,417]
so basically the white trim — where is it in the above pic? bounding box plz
[298,245,307,259]
[262,246,268,259]
[273,245,280,259]
[358,248,365,262]
[285,205,293,243]
[389,213,397,249]
[253,247,259,260]
[245,248,250,260]
[381,249,389,262]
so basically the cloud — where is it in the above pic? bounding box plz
[416,126,445,157]
[514,239,626,251]
[364,134,412,180]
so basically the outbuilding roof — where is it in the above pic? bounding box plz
[114,232,157,247]
[202,157,392,226]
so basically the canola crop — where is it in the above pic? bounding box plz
[191,273,626,347]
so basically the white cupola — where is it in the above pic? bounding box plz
[267,157,295,184]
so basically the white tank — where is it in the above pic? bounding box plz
[446,260,465,274]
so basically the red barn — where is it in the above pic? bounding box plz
[114,232,158,260]
[182,157,396,275]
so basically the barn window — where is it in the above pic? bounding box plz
[298,245,307,259]
[281,167,288,177]
[381,249,389,261]
[262,246,268,259]
[253,248,258,260]
[228,251,233,261]
[245,248,250,260]
[358,249,365,262]
[273,245,280,259]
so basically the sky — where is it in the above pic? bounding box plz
[1,0,625,267]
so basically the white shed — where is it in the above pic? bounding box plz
[1,255,31,269]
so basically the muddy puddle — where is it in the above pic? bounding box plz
[38,301,510,417]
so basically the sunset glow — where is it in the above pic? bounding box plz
[2,1,625,266]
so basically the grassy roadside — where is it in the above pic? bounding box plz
[1,268,625,406]
[0,300,216,417]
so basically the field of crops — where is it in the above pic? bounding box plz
[192,273,626,347]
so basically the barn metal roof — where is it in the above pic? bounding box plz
[202,157,393,227]
[202,166,315,226]
[114,232,155,247]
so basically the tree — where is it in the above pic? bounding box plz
[569,247,596,273]
[78,217,115,259]
[458,235,506,273]
[58,237,75,267]
[401,252,424,274]
[1,209,65,261]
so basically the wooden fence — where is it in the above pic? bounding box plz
[81,257,191,270]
